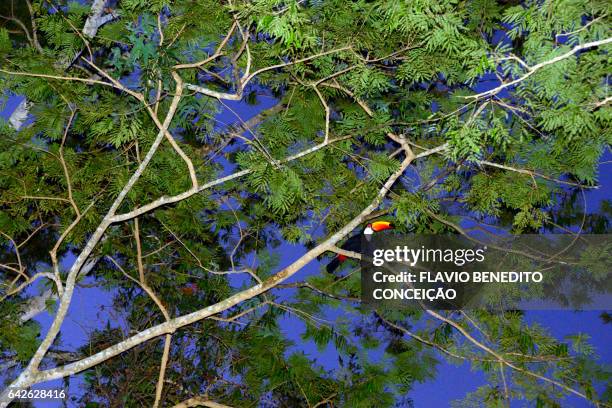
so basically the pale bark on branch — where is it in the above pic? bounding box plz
[7,98,29,130]
[109,134,353,224]
[184,46,353,100]
[171,396,234,408]
[425,309,589,401]
[15,256,99,323]
[0,76,185,407]
[5,0,117,131]
[466,37,612,99]
[82,0,117,39]
[0,142,443,400]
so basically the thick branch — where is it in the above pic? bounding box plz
[82,0,117,39]
[109,135,353,223]
[17,142,449,390]
[7,98,29,130]
[0,76,184,407]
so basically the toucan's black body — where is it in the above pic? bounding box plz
[326,221,394,274]
[326,234,361,274]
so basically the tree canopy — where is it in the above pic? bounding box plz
[0,0,610,406]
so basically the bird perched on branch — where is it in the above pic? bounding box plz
[326,221,394,273]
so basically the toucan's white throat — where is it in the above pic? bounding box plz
[363,226,374,235]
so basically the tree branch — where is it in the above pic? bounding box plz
[425,309,590,401]
[108,135,353,224]
[82,0,117,39]
[466,37,612,99]
[0,75,185,407]
[184,46,352,101]
[6,141,450,394]
[171,396,234,408]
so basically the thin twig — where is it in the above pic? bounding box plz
[467,37,612,99]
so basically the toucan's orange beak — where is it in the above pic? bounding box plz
[371,221,393,232]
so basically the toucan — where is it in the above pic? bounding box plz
[326,221,394,274]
